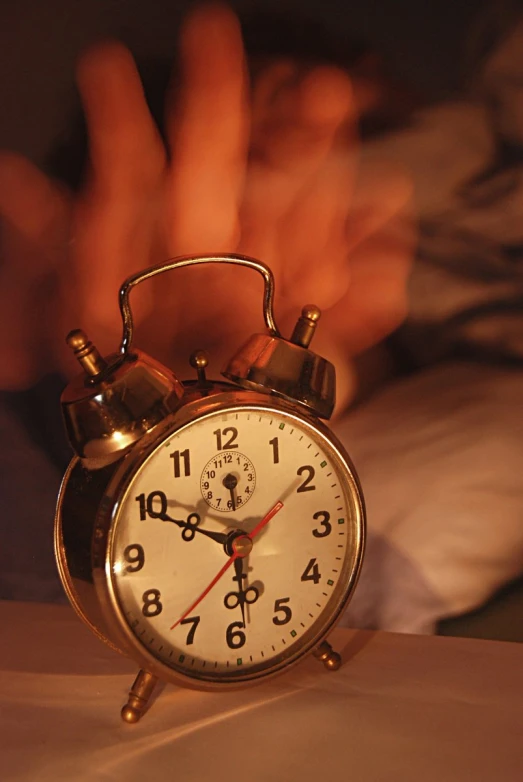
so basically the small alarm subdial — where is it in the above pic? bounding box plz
[200,451,256,512]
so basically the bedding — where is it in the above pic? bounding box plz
[335,362,523,633]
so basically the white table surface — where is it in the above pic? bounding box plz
[1,600,522,781]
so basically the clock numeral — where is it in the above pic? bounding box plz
[141,589,163,617]
[214,427,239,450]
[312,511,332,538]
[226,621,246,649]
[123,544,145,573]
[297,465,316,493]
[180,615,200,645]
[135,491,167,520]
[269,436,280,464]
[301,558,321,585]
[170,449,191,478]
[272,597,292,626]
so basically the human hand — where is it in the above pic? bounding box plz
[0,3,413,411]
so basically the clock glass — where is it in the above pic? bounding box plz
[109,404,363,683]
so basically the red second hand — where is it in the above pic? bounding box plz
[247,500,283,539]
[170,500,283,630]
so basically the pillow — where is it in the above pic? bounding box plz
[334,361,523,634]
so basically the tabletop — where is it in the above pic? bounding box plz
[1,600,522,781]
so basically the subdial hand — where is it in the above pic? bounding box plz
[222,473,238,511]
[160,512,228,545]
[170,500,284,630]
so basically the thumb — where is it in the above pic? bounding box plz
[0,152,71,388]
[0,152,71,272]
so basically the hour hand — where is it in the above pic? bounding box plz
[160,512,228,545]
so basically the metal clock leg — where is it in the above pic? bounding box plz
[121,669,159,723]
[313,640,342,671]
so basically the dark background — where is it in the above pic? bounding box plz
[2,0,523,637]
[0,0,499,169]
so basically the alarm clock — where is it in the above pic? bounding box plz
[54,254,365,722]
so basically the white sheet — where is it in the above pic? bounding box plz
[2,601,522,782]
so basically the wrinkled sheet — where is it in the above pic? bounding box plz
[1,601,522,781]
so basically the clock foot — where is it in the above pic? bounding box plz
[121,669,159,723]
[313,640,342,671]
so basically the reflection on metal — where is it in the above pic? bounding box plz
[61,339,184,467]
[223,326,336,419]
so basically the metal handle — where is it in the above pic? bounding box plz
[117,253,282,357]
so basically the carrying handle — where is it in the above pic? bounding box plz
[117,253,282,358]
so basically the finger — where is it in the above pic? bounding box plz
[0,152,70,273]
[308,212,413,413]
[322,207,415,357]
[77,40,166,192]
[277,160,412,311]
[165,3,248,252]
[250,59,297,126]
[251,64,355,177]
[0,153,71,387]
[70,191,160,332]
[240,65,356,271]
[279,152,412,312]
[276,152,353,309]
[73,44,167,340]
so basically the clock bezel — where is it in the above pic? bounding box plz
[56,383,365,691]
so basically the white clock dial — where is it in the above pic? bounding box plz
[109,405,362,682]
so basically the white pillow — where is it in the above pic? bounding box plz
[334,361,523,634]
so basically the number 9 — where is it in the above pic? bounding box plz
[123,544,145,573]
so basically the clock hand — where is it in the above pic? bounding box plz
[222,473,237,511]
[248,500,283,540]
[170,547,237,630]
[225,561,260,625]
[232,557,246,625]
[160,512,228,545]
[171,499,284,630]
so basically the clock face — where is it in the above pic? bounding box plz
[109,404,363,683]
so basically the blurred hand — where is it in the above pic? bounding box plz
[0,3,413,411]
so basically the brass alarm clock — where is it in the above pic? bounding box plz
[54,254,365,722]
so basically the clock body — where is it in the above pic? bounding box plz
[55,382,365,690]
